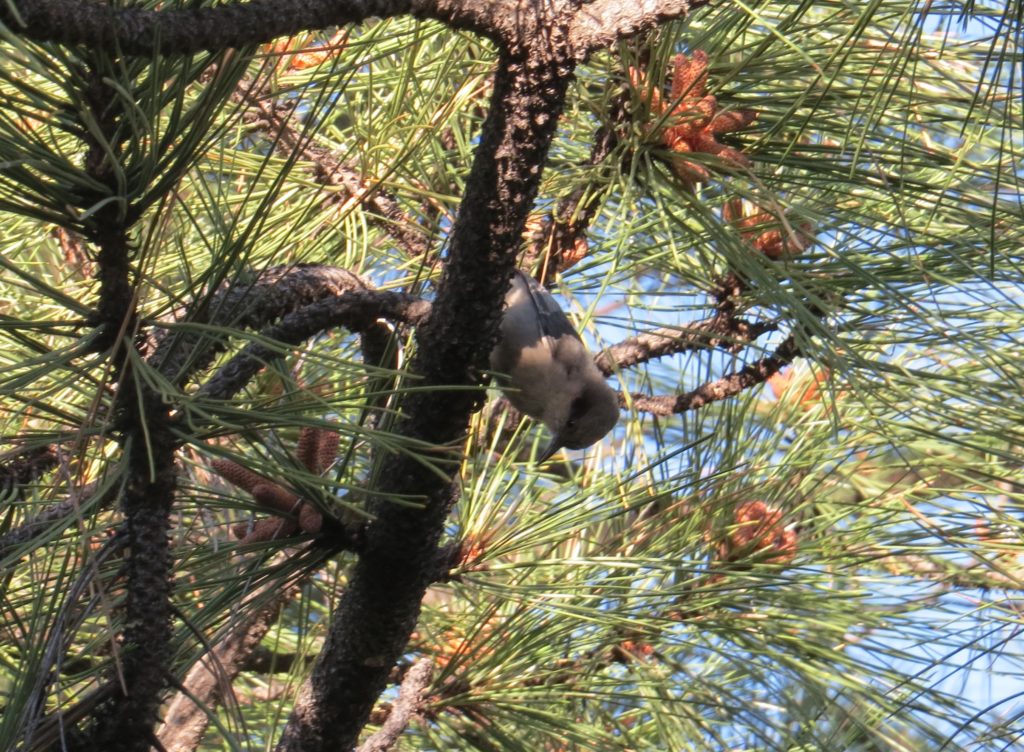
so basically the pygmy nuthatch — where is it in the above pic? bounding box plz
[490,271,619,460]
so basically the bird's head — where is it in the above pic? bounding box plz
[540,378,619,461]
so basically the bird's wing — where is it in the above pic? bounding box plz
[515,271,583,344]
[490,271,583,379]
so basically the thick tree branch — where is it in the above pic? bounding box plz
[197,290,431,401]
[1,0,704,59]
[276,14,579,750]
[0,0,534,55]
[81,407,177,752]
[569,0,696,60]
[1,0,414,55]
[150,265,374,385]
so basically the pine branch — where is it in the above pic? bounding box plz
[52,59,180,752]
[149,264,376,385]
[0,486,103,560]
[79,66,136,356]
[569,0,698,59]
[196,290,430,401]
[0,445,57,500]
[626,334,801,415]
[83,393,178,751]
[157,581,303,752]
[870,549,1024,592]
[275,18,580,750]
[356,659,434,752]
[1,0,417,55]
[238,84,432,256]
[596,317,777,375]
[1,0,705,60]
[524,91,628,279]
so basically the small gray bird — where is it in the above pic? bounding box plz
[490,271,619,460]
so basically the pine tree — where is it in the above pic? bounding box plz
[0,1,1021,750]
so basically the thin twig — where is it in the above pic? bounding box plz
[626,335,800,415]
[525,91,628,280]
[237,83,432,256]
[157,582,303,752]
[356,659,434,752]
[596,317,776,375]
[870,549,1024,592]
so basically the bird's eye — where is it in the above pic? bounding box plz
[567,397,587,425]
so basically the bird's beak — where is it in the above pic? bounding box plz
[538,437,563,463]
